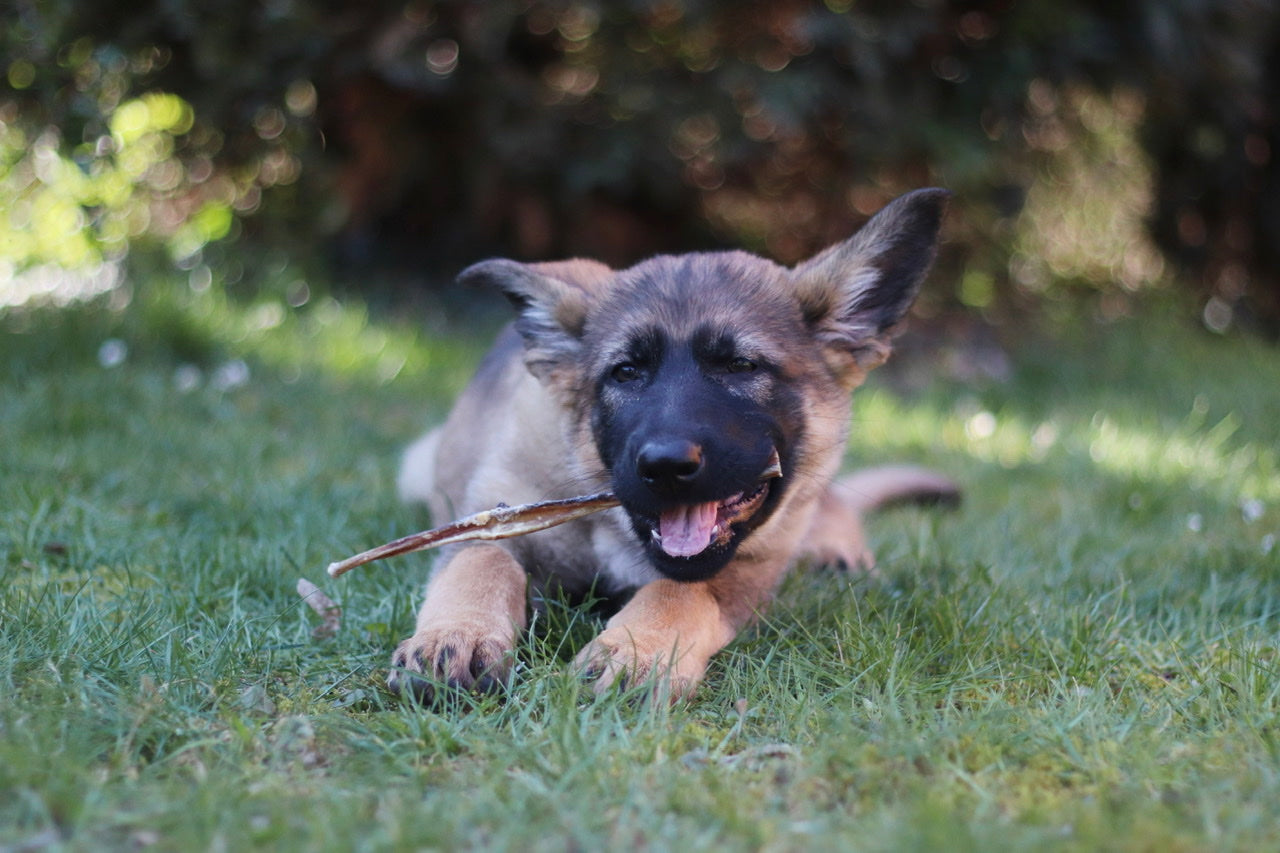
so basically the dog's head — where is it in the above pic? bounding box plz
[461,188,949,581]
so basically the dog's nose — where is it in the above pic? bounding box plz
[637,440,704,491]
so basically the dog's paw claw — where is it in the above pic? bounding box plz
[388,630,512,705]
[572,635,697,703]
[805,544,877,575]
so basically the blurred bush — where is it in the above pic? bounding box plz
[0,92,237,267]
[3,0,1279,332]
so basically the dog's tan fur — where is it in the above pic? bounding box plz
[389,189,956,702]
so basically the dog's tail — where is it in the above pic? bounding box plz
[832,466,961,514]
[397,428,442,505]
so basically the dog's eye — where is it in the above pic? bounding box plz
[727,357,758,374]
[610,363,641,383]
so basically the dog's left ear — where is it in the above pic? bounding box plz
[793,188,949,375]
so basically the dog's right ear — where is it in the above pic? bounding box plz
[458,258,612,385]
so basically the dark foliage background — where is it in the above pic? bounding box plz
[6,0,1280,331]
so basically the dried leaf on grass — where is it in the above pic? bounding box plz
[297,577,342,638]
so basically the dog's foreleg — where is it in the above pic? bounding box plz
[573,578,738,702]
[388,544,527,703]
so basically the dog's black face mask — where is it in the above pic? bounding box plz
[591,324,802,582]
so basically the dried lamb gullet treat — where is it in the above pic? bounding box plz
[326,492,621,578]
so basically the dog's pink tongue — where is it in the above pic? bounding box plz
[658,502,718,557]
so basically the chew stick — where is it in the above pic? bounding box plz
[326,492,621,578]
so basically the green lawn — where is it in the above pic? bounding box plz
[2,279,1278,851]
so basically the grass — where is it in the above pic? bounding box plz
[2,276,1278,851]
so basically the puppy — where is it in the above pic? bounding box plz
[392,188,955,701]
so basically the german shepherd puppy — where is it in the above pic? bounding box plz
[391,188,956,702]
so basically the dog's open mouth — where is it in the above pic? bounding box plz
[648,450,782,559]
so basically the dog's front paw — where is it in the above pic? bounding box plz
[572,627,705,703]
[388,623,515,705]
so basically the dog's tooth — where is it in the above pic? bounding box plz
[760,448,782,481]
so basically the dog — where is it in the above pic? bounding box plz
[390,188,957,702]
